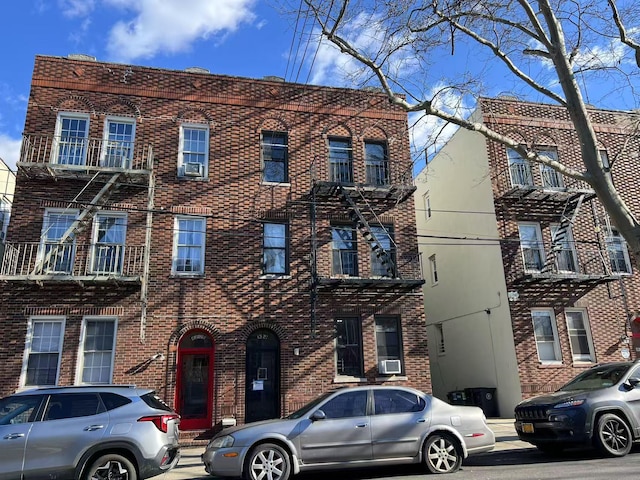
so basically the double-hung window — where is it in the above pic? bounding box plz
[370,225,395,277]
[39,209,78,274]
[262,131,288,183]
[172,216,206,275]
[335,317,363,377]
[54,113,89,166]
[518,223,544,272]
[565,309,595,363]
[21,317,65,387]
[531,309,561,363]
[365,141,389,186]
[606,227,632,274]
[331,226,358,276]
[262,222,288,275]
[179,124,209,178]
[77,317,117,384]
[507,148,532,187]
[91,213,127,274]
[537,148,563,189]
[328,138,353,183]
[102,117,135,168]
[551,224,577,273]
[375,316,403,374]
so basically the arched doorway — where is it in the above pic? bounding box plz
[176,329,214,430]
[245,329,280,423]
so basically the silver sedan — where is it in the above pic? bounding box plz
[202,385,494,479]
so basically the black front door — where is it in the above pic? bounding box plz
[245,329,280,423]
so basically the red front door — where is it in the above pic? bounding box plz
[176,330,214,430]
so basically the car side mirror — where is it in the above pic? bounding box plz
[624,377,640,391]
[310,410,327,422]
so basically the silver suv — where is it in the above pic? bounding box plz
[0,385,180,480]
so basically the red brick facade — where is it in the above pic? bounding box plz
[0,56,428,435]
[482,97,640,398]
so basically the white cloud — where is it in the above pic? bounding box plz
[104,0,257,63]
[59,0,96,18]
[0,134,22,171]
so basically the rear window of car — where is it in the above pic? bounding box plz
[141,392,173,412]
[100,392,132,411]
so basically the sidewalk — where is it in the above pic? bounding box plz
[166,418,531,480]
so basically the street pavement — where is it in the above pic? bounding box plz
[165,418,531,480]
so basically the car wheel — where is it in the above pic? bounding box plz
[85,454,137,480]
[245,443,291,480]
[424,433,462,474]
[594,413,633,457]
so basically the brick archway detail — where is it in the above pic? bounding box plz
[239,322,287,343]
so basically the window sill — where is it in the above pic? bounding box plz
[375,375,408,382]
[259,274,292,280]
[333,376,367,384]
[538,362,564,368]
[177,175,209,181]
[261,181,291,187]
[171,273,205,279]
[572,361,596,367]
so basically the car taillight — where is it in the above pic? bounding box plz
[138,414,180,433]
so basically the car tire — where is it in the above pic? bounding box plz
[245,443,291,480]
[594,413,633,457]
[84,454,137,480]
[424,433,462,474]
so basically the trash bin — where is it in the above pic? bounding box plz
[464,387,498,417]
[447,390,470,406]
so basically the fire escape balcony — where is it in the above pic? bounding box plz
[0,242,145,284]
[310,155,416,203]
[18,134,152,184]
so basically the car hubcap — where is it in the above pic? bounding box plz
[251,449,284,480]
[92,461,129,480]
[602,419,629,452]
[428,438,457,472]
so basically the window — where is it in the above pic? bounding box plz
[262,222,288,275]
[507,148,532,186]
[328,137,353,183]
[0,204,9,241]
[375,316,403,373]
[335,317,363,377]
[518,223,544,272]
[428,254,438,285]
[262,131,288,183]
[38,209,78,274]
[179,124,209,177]
[0,395,42,424]
[172,216,206,275]
[370,226,395,277]
[91,213,127,274]
[21,317,65,387]
[565,309,595,363]
[373,389,425,415]
[537,148,563,188]
[606,227,632,274]
[54,113,89,165]
[364,141,389,185]
[77,318,117,384]
[435,323,446,355]
[320,390,368,418]
[45,393,103,420]
[332,226,358,276]
[102,117,135,168]
[423,193,431,220]
[531,309,561,363]
[551,224,577,273]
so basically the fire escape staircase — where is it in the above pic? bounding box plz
[540,193,585,275]
[31,172,122,276]
[338,185,396,278]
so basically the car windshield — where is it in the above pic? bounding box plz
[559,364,631,391]
[285,392,336,419]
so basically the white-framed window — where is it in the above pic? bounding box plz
[551,224,578,273]
[76,317,117,384]
[370,225,395,277]
[261,131,288,183]
[172,216,206,275]
[565,309,595,363]
[531,309,562,363]
[423,192,431,220]
[262,222,288,275]
[91,212,127,274]
[429,254,438,285]
[518,222,544,272]
[178,123,209,178]
[332,225,358,276]
[507,148,532,186]
[0,202,9,241]
[375,316,403,375]
[606,227,632,274]
[21,317,65,387]
[102,116,135,168]
[328,137,353,183]
[53,113,90,166]
[38,209,79,274]
[364,140,389,186]
[537,148,563,189]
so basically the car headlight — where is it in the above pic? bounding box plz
[208,434,235,449]
[553,399,585,409]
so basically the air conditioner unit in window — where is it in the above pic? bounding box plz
[184,162,204,177]
[379,359,402,375]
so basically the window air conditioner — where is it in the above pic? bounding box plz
[379,359,402,375]
[184,162,204,177]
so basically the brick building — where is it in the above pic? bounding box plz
[0,55,428,437]
[415,97,640,416]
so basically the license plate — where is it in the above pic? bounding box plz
[522,422,534,433]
